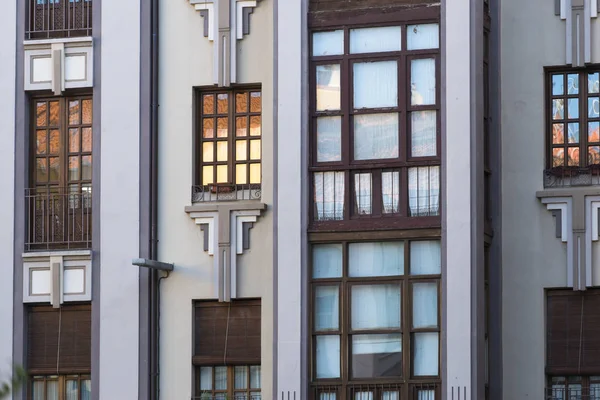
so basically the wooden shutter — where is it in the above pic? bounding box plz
[547,290,600,374]
[27,305,91,374]
[193,300,261,365]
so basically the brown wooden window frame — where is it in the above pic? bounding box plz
[309,238,441,400]
[195,88,262,190]
[545,67,600,170]
[309,18,441,232]
[193,365,262,400]
[546,375,600,399]
[29,374,91,400]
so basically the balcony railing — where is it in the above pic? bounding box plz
[311,383,439,400]
[191,395,261,400]
[544,167,600,188]
[192,184,261,203]
[26,0,93,40]
[546,386,600,399]
[25,187,92,251]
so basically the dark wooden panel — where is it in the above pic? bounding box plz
[309,0,436,13]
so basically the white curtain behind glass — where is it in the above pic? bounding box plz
[352,334,402,357]
[47,381,59,400]
[349,242,404,277]
[408,166,439,216]
[354,114,399,160]
[354,61,398,109]
[200,367,213,390]
[315,286,339,330]
[81,381,92,400]
[411,59,436,106]
[382,171,400,214]
[417,390,436,400]
[66,380,78,400]
[350,26,402,54]
[313,244,343,278]
[411,240,441,275]
[413,332,439,376]
[382,392,399,400]
[354,173,372,215]
[354,392,374,400]
[316,335,341,378]
[33,382,45,400]
[351,284,401,329]
[412,282,438,328]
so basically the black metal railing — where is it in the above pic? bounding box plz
[25,187,92,251]
[191,184,261,203]
[191,395,261,400]
[26,0,93,40]
[546,386,600,399]
[311,383,439,400]
[544,167,600,188]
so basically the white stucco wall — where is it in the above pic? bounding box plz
[99,0,141,397]
[158,1,274,399]
[501,0,600,398]
[0,0,15,388]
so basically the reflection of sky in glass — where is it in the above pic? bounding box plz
[553,99,564,120]
[568,99,579,119]
[317,116,341,162]
[589,97,600,118]
[552,74,564,95]
[568,123,579,143]
[589,73,600,94]
[567,74,579,94]
[589,122,600,142]
[553,123,564,144]
[411,59,436,106]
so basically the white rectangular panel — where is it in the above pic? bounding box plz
[31,269,52,295]
[32,56,52,83]
[63,267,85,294]
[65,54,87,81]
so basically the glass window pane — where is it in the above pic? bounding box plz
[32,381,44,400]
[69,100,80,125]
[589,146,600,165]
[313,243,343,278]
[382,171,400,214]
[203,94,215,114]
[203,166,214,185]
[49,129,60,154]
[351,334,402,378]
[49,157,60,181]
[82,99,92,124]
[567,73,579,94]
[552,74,564,95]
[352,284,401,329]
[349,242,404,277]
[568,147,580,166]
[590,121,600,142]
[568,98,579,119]
[69,156,80,181]
[317,64,341,111]
[37,102,47,127]
[249,163,261,184]
[589,72,600,94]
[236,92,248,113]
[407,24,439,50]
[553,99,565,120]
[69,128,80,153]
[203,142,214,162]
[315,285,339,331]
[47,380,59,400]
[250,139,261,160]
[217,165,228,183]
[317,116,342,162]
[235,366,248,389]
[354,393,373,400]
[411,240,441,275]
[354,113,399,160]
[217,94,228,114]
[217,141,228,162]
[215,366,227,390]
[350,26,401,54]
[314,171,345,220]
[553,123,565,144]
[236,164,248,184]
[36,130,47,155]
[66,379,78,400]
[236,140,247,161]
[49,101,59,126]
[408,166,440,217]
[411,58,436,105]
[319,393,337,400]
[417,390,436,400]
[316,335,341,378]
[250,92,262,113]
[81,380,91,400]
[411,111,437,157]
[250,365,261,389]
[383,392,399,400]
[414,332,439,376]
[250,116,261,136]
[203,118,214,138]
[568,123,580,143]
[200,367,213,390]
[217,117,228,137]
[36,159,48,182]
[82,156,92,180]
[313,30,344,56]
[590,97,600,118]
[354,173,372,215]
[237,116,248,137]
[353,61,398,109]
[413,282,438,328]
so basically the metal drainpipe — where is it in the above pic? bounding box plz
[150,0,160,397]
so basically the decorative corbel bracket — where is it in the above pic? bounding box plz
[585,196,600,287]
[556,0,598,67]
[541,197,577,288]
[186,201,266,302]
[188,0,261,86]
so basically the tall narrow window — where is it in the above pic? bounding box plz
[311,22,440,226]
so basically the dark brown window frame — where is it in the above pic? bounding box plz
[193,365,262,400]
[29,374,91,400]
[545,66,600,170]
[309,236,441,400]
[309,14,441,232]
[194,87,262,190]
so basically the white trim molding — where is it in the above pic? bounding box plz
[542,197,575,287]
[558,0,598,66]
[586,196,600,287]
[23,250,92,306]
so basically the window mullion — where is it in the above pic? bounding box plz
[582,73,588,167]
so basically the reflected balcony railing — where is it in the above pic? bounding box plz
[25,187,92,251]
[546,386,600,399]
[544,166,600,188]
[191,184,261,203]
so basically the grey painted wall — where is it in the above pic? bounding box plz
[1,0,16,391]
[99,0,141,398]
